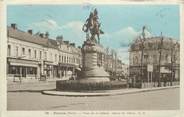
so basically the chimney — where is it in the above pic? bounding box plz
[39,33,44,38]
[64,41,69,45]
[45,32,49,38]
[70,43,75,47]
[11,23,17,29]
[28,29,33,35]
[56,35,63,41]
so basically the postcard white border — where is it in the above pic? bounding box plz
[0,0,184,117]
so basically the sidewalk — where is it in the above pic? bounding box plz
[7,77,65,92]
[7,78,179,96]
[7,77,61,85]
[42,85,179,97]
[7,81,57,92]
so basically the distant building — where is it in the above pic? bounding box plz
[121,63,129,79]
[104,48,125,80]
[7,24,82,80]
[129,36,180,86]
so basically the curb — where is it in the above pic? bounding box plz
[42,85,179,97]
[8,89,55,93]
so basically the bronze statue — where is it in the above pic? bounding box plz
[82,8,104,44]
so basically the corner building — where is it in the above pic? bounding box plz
[129,36,180,86]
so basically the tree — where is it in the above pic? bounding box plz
[170,42,177,86]
[140,26,146,87]
[158,32,164,87]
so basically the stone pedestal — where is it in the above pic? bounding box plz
[80,40,110,83]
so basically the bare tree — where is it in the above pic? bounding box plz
[170,42,177,86]
[140,26,146,87]
[158,32,164,87]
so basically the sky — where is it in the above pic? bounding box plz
[7,5,180,64]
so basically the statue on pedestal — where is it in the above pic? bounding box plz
[80,8,110,83]
[82,9,104,44]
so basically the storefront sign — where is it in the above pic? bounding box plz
[147,64,153,72]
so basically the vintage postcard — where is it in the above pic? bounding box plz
[0,0,184,117]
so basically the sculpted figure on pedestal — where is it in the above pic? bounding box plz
[82,9,104,44]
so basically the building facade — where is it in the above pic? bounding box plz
[7,24,81,80]
[129,36,180,87]
[104,48,125,80]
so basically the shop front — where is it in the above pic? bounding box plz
[7,58,39,79]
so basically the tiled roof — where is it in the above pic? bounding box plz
[8,26,49,47]
[48,39,58,49]
[130,36,180,51]
[7,26,81,53]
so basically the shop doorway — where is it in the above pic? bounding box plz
[22,67,26,78]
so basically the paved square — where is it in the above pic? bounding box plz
[7,88,179,110]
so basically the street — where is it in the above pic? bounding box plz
[7,88,179,110]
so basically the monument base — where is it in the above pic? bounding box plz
[80,66,110,83]
[81,39,110,83]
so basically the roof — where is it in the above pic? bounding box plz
[8,26,48,47]
[130,36,180,51]
[7,26,81,54]
[48,39,58,49]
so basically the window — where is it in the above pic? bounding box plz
[144,55,148,59]
[8,66,18,74]
[16,46,19,57]
[67,56,68,63]
[55,54,57,62]
[44,52,47,60]
[34,50,37,59]
[133,56,138,64]
[28,49,31,58]
[165,54,168,62]
[50,53,52,61]
[153,55,157,63]
[59,55,61,62]
[8,45,11,56]
[144,55,148,63]
[64,56,66,63]
[40,51,42,60]
[27,67,37,75]
[73,58,75,63]
[22,48,25,55]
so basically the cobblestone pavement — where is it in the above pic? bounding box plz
[7,88,179,110]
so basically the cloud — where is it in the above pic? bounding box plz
[29,20,85,45]
[101,26,152,64]
[115,27,140,46]
[101,26,139,48]
[59,21,85,46]
[102,26,152,48]
[30,19,60,31]
[60,21,83,33]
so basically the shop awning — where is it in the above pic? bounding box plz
[10,62,38,67]
[76,67,81,71]
[8,58,39,67]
